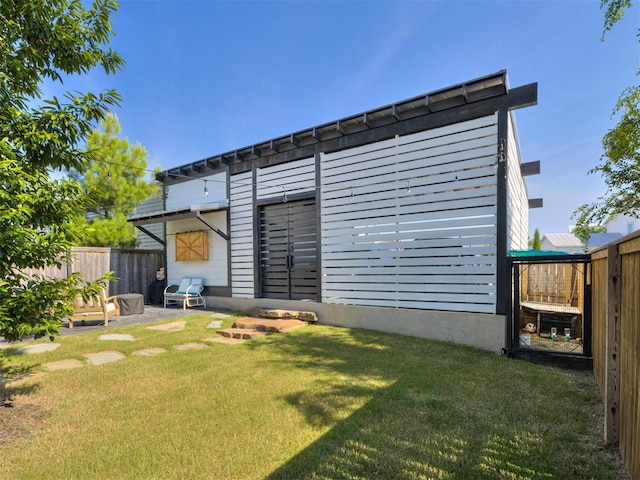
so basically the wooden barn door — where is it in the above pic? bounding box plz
[259,199,318,301]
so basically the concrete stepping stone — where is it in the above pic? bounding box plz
[99,334,135,342]
[210,312,232,319]
[146,321,186,332]
[207,320,223,329]
[16,343,61,354]
[217,328,268,340]
[43,359,84,371]
[83,351,126,365]
[204,336,246,345]
[233,317,308,333]
[247,307,318,322]
[132,347,167,357]
[175,342,208,351]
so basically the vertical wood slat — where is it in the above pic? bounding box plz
[22,247,164,303]
[605,244,621,445]
[620,250,640,477]
[591,232,640,479]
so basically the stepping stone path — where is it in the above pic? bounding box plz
[175,342,208,351]
[16,343,61,354]
[99,334,135,342]
[132,347,167,357]
[83,351,126,366]
[43,359,84,371]
[146,321,186,332]
[13,310,316,377]
[203,336,246,345]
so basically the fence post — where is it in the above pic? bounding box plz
[605,243,621,445]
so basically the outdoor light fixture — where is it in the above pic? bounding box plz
[203,180,209,197]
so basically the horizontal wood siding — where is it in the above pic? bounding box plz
[165,212,228,286]
[230,171,254,298]
[133,195,165,249]
[166,171,227,210]
[506,113,529,250]
[257,157,315,200]
[320,114,499,313]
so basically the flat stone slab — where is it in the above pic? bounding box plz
[99,334,135,342]
[204,336,246,345]
[16,343,61,354]
[217,328,268,340]
[132,347,167,357]
[234,317,308,333]
[175,342,208,351]
[210,312,232,319]
[146,321,187,332]
[207,320,223,329]
[247,307,318,323]
[84,351,126,365]
[43,359,84,371]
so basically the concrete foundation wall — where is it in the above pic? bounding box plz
[205,296,506,353]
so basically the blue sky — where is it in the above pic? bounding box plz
[54,0,638,236]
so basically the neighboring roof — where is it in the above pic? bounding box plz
[587,232,623,248]
[157,70,538,183]
[541,233,583,249]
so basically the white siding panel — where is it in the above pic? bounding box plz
[166,172,227,210]
[133,194,164,249]
[257,157,315,200]
[230,171,254,298]
[506,113,529,250]
[320,114,499,313]
[166,211,228,286]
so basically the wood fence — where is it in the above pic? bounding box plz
[24,247,165,303]
[591,231,640,479]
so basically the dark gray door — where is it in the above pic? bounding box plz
[259,199,318,301]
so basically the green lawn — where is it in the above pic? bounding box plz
[0,313,625,479]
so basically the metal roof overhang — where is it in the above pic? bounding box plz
[128,203,229,242]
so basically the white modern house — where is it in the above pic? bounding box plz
[604,213,640,236]
[129,71,540,352]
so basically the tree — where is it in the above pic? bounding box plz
[572,1,639,237]
[70,113,158,248]
[0,0,124,342]
[572,223,607,249]
[529,228,542,250]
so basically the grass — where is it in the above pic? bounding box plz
[0,312,626,480]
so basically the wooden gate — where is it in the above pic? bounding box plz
[259,199,318,301]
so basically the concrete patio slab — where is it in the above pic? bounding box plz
[43,359,84,370]
[83,351,126,365]
[99,334,135,342]
[16,343,61,354]
[146,321,187,332]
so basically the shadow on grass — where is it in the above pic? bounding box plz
[247,326,617,480]
[0,351,42,404]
